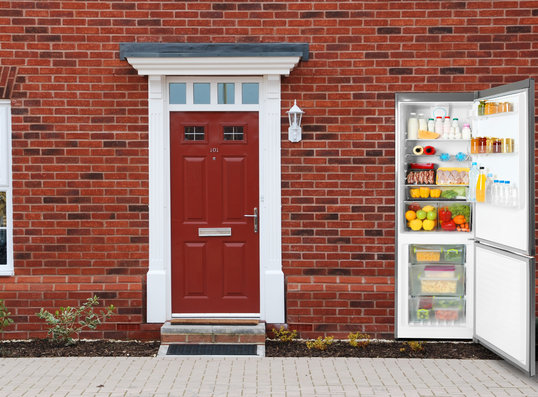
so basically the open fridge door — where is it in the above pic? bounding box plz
[472,79,535,376]
[472,79,535,255]
[474,242,535,376]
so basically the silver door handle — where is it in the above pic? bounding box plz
[244,207,258,233]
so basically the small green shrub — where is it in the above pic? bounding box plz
[37,295,115,345]
[306,336,334,350]
[272,326,297,342]
[402,341,424,352]
[0,299,13,331]
[348,332,371,348]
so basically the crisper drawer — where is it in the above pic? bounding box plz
[409,264,465,296]
[409,296,466,326]
[409,244,465,265]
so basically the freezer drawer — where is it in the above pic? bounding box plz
[409,244,465,265]
[409,264,464,296]
[409,296,466,326]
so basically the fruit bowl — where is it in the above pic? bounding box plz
[405,202,438,232]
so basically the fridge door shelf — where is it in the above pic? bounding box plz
[476,110,515,119]
[409,296,466,326]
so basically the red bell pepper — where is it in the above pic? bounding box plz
[439,209,452,223]
[441,220,456,231]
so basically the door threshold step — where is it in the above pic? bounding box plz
[170,318,259,326]
[161,322,266,344]
[165,343,261,356]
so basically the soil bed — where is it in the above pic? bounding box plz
[265,340,501,359]
[0,339,504,359]
[0,339,160,357]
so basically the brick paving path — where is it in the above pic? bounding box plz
[0,357,537,396]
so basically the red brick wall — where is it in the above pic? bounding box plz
[0,1,537,340]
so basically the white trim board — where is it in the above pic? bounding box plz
[123,56,303,324]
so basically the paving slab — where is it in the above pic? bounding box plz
[0,357,537,396]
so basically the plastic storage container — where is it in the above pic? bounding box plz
[438,203,471,232]
[409,265,464,296]
[404,203,438,232]
[409,244,466,265]
[409,296,465,325]
[433,297,465,323]
[406,186,468,201]
[411,246,442,262]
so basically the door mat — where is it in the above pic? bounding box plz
[167,344,258,356]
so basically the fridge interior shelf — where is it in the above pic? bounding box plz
[409,244,465,265]
[406,139,471,142]
[409,264,465,296]
[409,296,466,326]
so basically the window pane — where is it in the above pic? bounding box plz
[218,83,235,104]
[223,126,244,141]
[193,83,211,104]
[169,83,186,104]
[184,126,205,141]
[242,83,259,104]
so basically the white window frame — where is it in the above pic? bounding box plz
[123,55,302,323]
[0,100,13,276]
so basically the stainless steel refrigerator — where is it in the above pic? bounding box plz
[395,79,535,376]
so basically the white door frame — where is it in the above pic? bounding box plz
[123,55,303,323]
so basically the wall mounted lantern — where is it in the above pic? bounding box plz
[287,100,304,142]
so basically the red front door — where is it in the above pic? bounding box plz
[170,112,260,314]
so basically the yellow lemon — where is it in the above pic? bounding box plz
[409,219,423,231]
[422,219,436,231]
[422,205,435,213]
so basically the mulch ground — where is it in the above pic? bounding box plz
[265,340,502,359]
[0,338,504,359]
[0,339,161,357]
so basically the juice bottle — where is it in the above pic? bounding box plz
[475,166,487,203]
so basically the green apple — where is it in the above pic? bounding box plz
[416,210,427,220]
[426,211,437,220]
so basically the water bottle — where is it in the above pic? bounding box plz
[497,180,506,206]
[492,180,499,205]
[485,173,494,203]
[467,162,479,202]
[506,181,518,208]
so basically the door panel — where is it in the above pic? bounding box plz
[223,242,246,296]
[474,242,535,376]
[222,157,246,221]
[183,157,207,222]
[171,111,259,314]
[183,242,206,296]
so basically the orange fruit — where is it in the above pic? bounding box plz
[405,210,417,221]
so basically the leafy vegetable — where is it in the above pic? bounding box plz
[441,190,457,199]
[440,187,467,199]
[448,204,470,221]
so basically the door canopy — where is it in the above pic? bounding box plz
[120,42,309,76]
